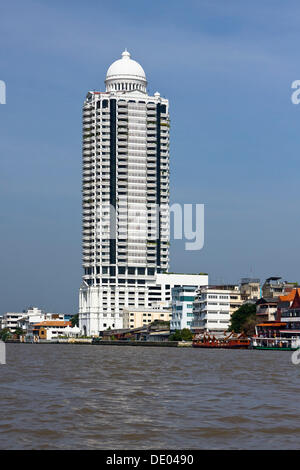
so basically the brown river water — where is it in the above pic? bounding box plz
[0,344,300,450]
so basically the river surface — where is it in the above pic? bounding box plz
[0,344,300,449]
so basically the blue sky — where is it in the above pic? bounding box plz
[1,0,300,314]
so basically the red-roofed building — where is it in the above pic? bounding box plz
[30,320,79,341]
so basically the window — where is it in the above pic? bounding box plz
[110,267,115,276]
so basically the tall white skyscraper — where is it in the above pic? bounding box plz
[79,50,208,335]
[79,50,170,335]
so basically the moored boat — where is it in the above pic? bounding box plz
[251,336,300,351]
[192,331,250,349]
[251,320,300,350]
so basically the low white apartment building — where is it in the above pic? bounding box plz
[191,287,231,336]
[18,310,71,331]
[171,286,198,331]
[0,306,44,332]
[1,307,74,333]
[1,312,27,332]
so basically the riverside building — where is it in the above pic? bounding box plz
[240,278,261,301]
[170,286,198,331]
[191,287,231,336]
[79,50,208,336]
[1,307,72,333]
[123,307,171,329]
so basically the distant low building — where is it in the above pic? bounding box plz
[278,288,300,320]
[1,312,26,332]
[256,298,278,322]
[240,278,261,301]
[1,307,74,334]
[262,277,297,299]
[100,321,170,342]
[123,308,171,329]
[280,289,300,335]
[30,321,79,341]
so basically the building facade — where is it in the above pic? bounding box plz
[280,289,300,335]
[78,50,208,336]
[1,312,27,332]
[262,277,296,299]
[30,321,77,341]
[123,307,171,329]
[256,298,278,322]
[213,284,242,317]
[170,286,198,331]
[191,287,231,336]
[240,278,261,301]
[1,307,73,333]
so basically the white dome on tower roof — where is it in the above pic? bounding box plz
[106,49,146,80]
[105,50,147,93]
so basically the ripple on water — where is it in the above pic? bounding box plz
[0,344,300,449]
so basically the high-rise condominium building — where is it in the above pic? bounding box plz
[79,50,170,335]
[79,50,208,336]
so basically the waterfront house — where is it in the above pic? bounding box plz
[255,289,300,342]
[1,307,73,333]
[278,289,300,337]
[256,298,278,322]
[30,321,75,341]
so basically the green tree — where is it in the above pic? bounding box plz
[14,327,25,338]
[229,303,257,333]
[169,328,193,341]
[242,315,258,336]
[181,328,193,341]
[169,329,182,341]
[0,328,12,342]
[71,314,79,327]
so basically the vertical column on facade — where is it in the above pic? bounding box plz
[156,102,161,268]
[109,98,117,265]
